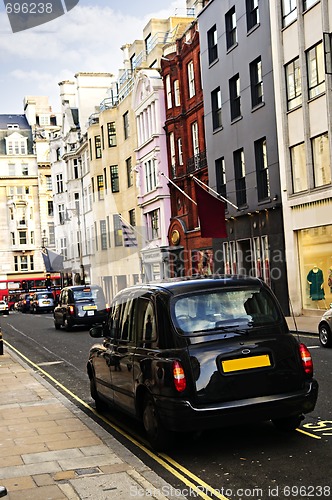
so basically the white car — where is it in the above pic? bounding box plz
[0,300,9,315]
[318,308,332,348]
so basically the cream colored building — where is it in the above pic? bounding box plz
[270,0,332,314]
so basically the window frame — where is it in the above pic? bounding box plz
[229,73,241,121]
[250,56,264,108]
[211,87,222,130]
[234,148,247,207]
[207,24,218,64]
[225,6,237,50]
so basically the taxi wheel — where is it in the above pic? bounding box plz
[272,414,303,431]
[319,323,332,348]
[142,395,172,450]
[90,374,106,412]
[64,317,73,331]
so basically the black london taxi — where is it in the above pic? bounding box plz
[54,285,108,330]
[87,276,318,450]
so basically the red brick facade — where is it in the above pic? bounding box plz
[161,21,213,276]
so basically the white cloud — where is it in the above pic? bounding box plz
[0,0,188,112]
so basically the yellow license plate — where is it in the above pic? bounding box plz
[42,300,50,304]
[222,354,271,373]
[83,305,97,311]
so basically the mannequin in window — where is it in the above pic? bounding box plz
[307,265,325,303]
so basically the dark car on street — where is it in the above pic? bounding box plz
[54,285,108,331]
[87,275,319,450]
[30,291,55,314]
[17,293,33,313]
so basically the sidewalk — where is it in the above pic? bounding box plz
[286,314,320,335]
[0,348,184,500]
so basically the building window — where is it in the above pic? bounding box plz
[19,231,27,245]
[73,158,79,179]
[250,56,264,107]
[150,209,159,240]
[129,209,136,227]
[47,201,54,216]
[58,204,65,224]
[234,148,247,207]
[145,33,152,54]
[97,175,104,200]
[255,138,270,201]
[286,58,302,110]
[225,6,237,50]
[215,157,227,206]
[229,74,241,121]
[103,167,108,193]
[290,143,307,193]
[45,175,52,190]
[113,214,123,246]
[110,165,119,193]
[207,24,218,64]
[49,223,55,245]
[145,159,157,192]
[282,0,297,27]
[192,121,199,158]
[312,133,331,187]
[123,111,129,140]
[178,138,183,165]
[246,0,259,32]
[56,174,63,194]
[95,135,102,159]
[174,80,181,106]
[211,87,222,130]
[20,255,28,271]
[187,60,195,98]
[170,132,176,177]
[21,164,28,176]
[107,122,117,147]
[100,220,107,250]
[126,157,133,187]
[166,74,172,108]
[303,0,317,10]
[307,42,325,99]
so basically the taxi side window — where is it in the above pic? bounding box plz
[119,297,135,342]
[135,298,157,347]
[108,300,123,340]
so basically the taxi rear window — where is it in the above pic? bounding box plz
[171,287,281,335]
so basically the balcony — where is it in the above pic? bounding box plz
[88,113,99,126]
[186,151,207,174]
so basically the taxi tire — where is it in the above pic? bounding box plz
[64,317,73,331]
[142,394,172,450]
[90,374,107,412]
[272,414,303,431]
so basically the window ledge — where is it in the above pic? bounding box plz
[247,23,260,36]
[251,101,265,112]
[208,58,219,69]
[226,42,238,55]
[231,115,243,125]
[212,126,223,134]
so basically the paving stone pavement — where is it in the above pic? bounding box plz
[0,349,185,499]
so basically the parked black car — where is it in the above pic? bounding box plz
[54,285,108,331]
[87,276,318,450]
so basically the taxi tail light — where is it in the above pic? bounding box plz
[299,343,313,376]
[172,360,186,392]
[69,305,75,315]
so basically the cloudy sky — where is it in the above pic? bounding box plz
[0,0,187,114]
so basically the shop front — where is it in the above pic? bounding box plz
[298,225,332,312]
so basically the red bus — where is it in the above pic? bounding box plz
[0,275,62,310]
